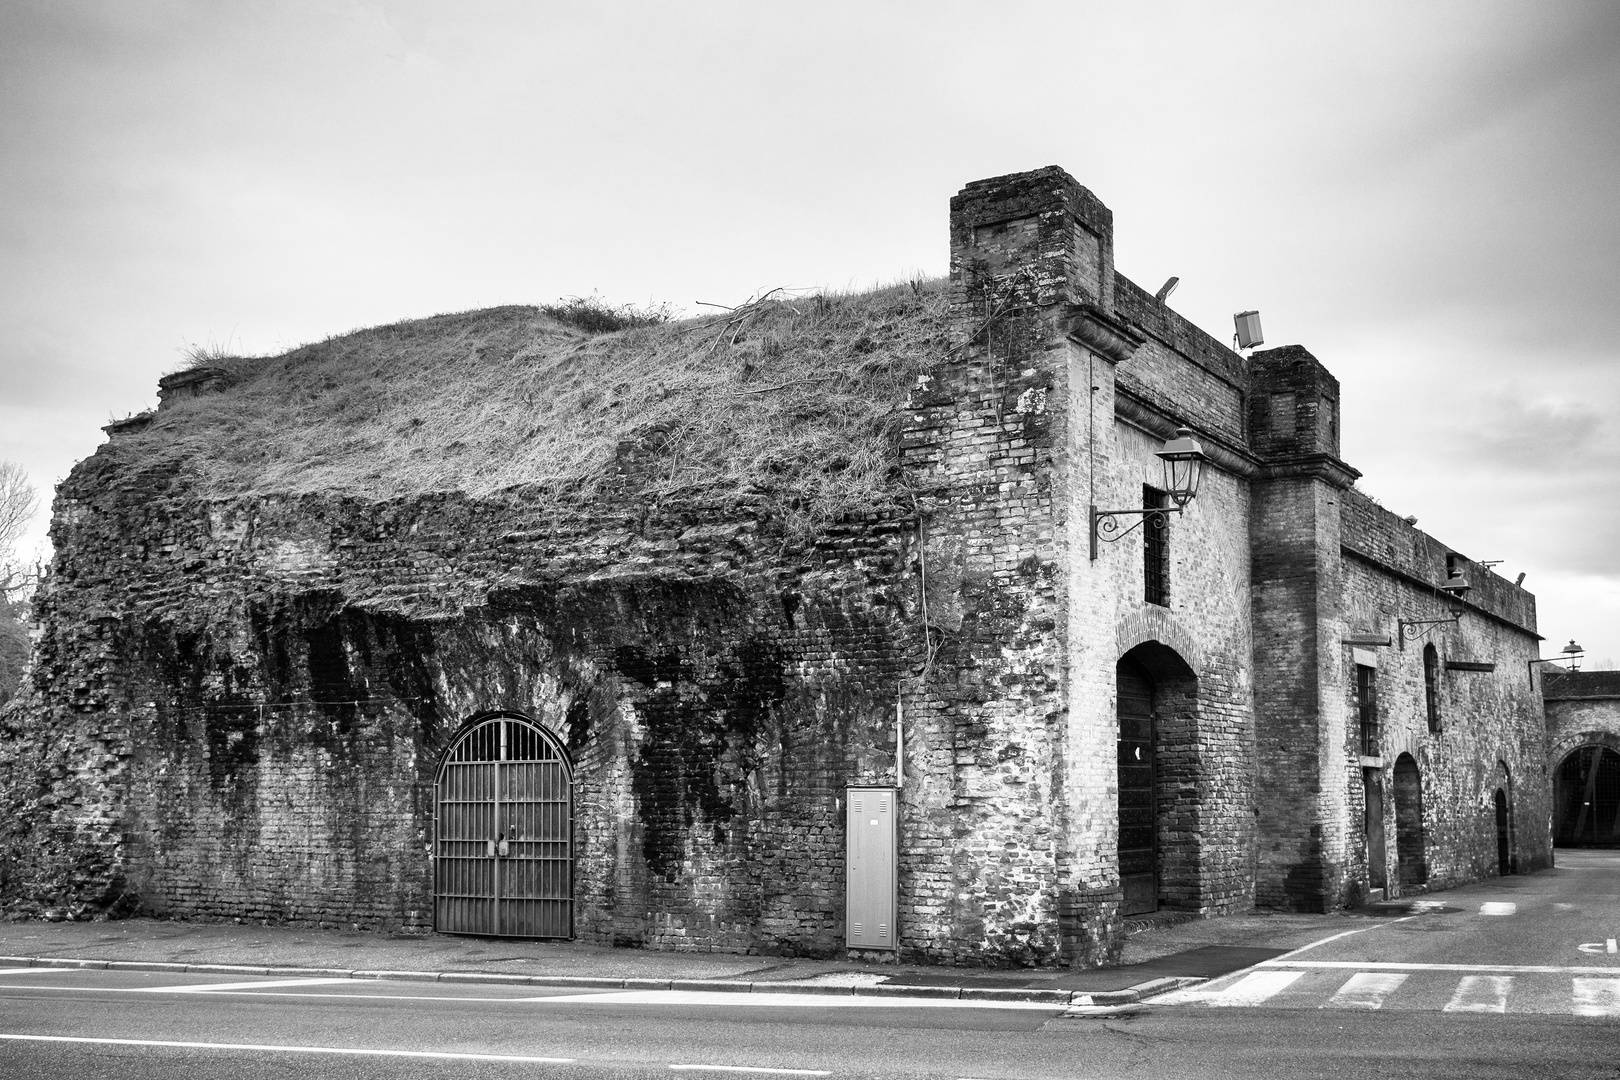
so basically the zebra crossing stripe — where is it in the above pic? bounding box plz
[1571,978,1620,1018]
[1443,975,1512,1013]
[1323,971,1407,1010]
[1201,970,1304,1006]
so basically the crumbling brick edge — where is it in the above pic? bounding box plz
[0,954,1203,1006]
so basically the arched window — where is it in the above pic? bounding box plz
[1423,644,1440,733]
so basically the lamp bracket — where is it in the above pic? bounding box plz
[1397,615,1461,647]
[1089,504,1181,561]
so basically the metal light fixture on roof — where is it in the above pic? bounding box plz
[1090,428,1210,560]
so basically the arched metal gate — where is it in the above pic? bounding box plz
[434,713,572,938]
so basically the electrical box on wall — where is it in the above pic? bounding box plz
[846,786,897,950]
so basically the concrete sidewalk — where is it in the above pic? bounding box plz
[0,908,1377,1006]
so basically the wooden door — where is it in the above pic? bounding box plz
[1118,663,1157,916]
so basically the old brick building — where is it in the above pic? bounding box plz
[1543,670,1620,848]
[0,166,1551,966]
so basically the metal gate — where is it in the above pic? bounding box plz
[434,713,572,937]
[1555,746,1620,848]
[1118,662,1157,916]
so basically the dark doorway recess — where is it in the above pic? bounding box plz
[1364,769,1387,891]
[1117,659,1156,916]
[1392,754,1426,887]
[1115,642,1199,917]
[1554,745,1620,848]
[1494,788,1512,875]
[435,712,573,938]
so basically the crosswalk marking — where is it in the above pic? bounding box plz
[1158,969,1620,1017]
[1479,902,1517,916]
[1323,972,1407,1010]
[1443,976,1513,1013]
[1572,979,1620,1018]
[1199,970,1303,1006]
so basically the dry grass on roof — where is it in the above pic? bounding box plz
[110,280,951,532]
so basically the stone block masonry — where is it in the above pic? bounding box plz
[0,163,1555,968]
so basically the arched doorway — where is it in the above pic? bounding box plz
[1116,644,1198,916]
[1392,754,1426,888]
[434,712,573,937]
[1554,745,1620,848]
[1494,789,1511,875]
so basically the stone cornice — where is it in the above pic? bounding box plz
[1062,304,1144,364]
[1255,453,1362,490]
[1113,387,1260,480]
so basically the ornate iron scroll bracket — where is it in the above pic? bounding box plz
[1397,615,1460,648]
[1089,503,1181,561]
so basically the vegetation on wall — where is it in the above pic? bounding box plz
[107,280,950,534]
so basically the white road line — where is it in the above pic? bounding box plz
[1444,975,1512,1013]
[1197,970,1304,1007]
[1571,978,1620,1018]
[525,990,1066,1010]
[0,969,63,975]
[1262,961,1620,974]
[1479,902,1517,916]
[1323,972,1408,1010]
[0,983,1067,1010]
[134,977,354,993]
[0,1033,573,1064]
[669,1067,831,1076]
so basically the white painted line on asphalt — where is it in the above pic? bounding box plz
[668,1066,831,1076]
[134,977,354,993]
[1572,978,1620,1018]
[1479,903,1517,916]
[0,1033,574,1064]
[0,983,1066,1010]
[1265,916,1417,963]
[1323,972,1408,1010]
[0,969,63,975]
[1262,961,1620,974]
[1189,970,1304,1007]
[1444,975,1512,1013]
[524,990,1067,1010]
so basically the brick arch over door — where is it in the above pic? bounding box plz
[1114,608,1203,677]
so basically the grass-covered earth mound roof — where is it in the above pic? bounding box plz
[105,281,951,531]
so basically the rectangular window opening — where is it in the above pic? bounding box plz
[1356,665,1379,757]
[1144,484,1169,607]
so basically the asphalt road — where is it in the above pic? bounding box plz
[2,851,1617,1079]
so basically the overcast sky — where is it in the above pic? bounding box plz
[2,0,1617,664]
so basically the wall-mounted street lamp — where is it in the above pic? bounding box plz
[1528,639,1585,682]
[1090,428,1208,560]
[1397,570,1471,646]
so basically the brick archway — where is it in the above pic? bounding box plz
[1114,608,1203,677]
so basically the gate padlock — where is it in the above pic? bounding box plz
[497,838,510,857]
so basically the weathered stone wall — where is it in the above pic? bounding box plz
[1337,488,1551,898]
[2,465,921,955]
[1,162,1557,968]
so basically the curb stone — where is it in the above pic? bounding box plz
[0,954,1193,1006]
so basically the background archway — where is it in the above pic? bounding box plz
[1554,744,1620,848]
